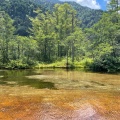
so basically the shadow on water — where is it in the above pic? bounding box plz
[0,70,56,89]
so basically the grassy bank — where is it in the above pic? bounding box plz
[0,58,93,70]
[35,58,93,69]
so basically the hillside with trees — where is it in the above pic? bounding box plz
[0,0,103,36]
[67,2,103,28]
[0,0,39,36]
[32,0,103,28]
[0,0,120,72]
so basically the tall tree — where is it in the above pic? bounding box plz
[54,3,78,62]
[86,11,120,72]
[30,9,56,62]
[107,0,120,12]
[0,11,15,64]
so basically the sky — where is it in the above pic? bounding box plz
[60,0,108,10]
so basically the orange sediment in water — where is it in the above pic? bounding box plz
[0,87,120,120]
[0,69,120,119]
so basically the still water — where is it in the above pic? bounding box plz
[0,69,120,120]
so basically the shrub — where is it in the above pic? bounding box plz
[6,60,28,69]
[90,55,120,73]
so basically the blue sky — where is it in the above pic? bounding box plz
[97,0,107,10]
[60,0,108,10]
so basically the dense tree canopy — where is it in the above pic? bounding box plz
[0,0,103,36]
[0,0,119,72]
[85,0,120,72]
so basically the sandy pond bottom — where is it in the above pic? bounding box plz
[0,69,120,120]
[0,86,120,120]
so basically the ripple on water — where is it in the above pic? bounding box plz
[31,103,104,120]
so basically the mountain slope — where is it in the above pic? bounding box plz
[0,0,39,36]
[33,0,60,4]
[33,0,103,28]
[0,0,103,36]
[68,2,103,28]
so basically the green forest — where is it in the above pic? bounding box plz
[0,0,120,72]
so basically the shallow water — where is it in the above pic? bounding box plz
[0,69,120,120]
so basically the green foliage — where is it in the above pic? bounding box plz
[5,58,38,69]
[0,0,38,36]
[36,59,67,68]
[0,0,119,73]
[31,3,85,62]
[0,0,103,37]
[107,0,120,12]
[75,58,93,68]
[85,1,120,72]
[34,0,103,28]
[0,12,15,64]
[6,60,29,69]
[90,55,120,73]
[67,2,103,28]
[36,58,93,69]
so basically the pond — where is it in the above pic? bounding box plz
[0,69,120,120]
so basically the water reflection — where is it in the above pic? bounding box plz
[26,69,120,91]
[0,69,120,91]
[0,70,56,89]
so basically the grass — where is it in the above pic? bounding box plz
[35,58,93,69]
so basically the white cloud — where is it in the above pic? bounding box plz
[104,0,109,4]
[60,0,101,9]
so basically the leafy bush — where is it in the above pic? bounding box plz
[80,58,93,68]
[0,62,4,69]
[90,55,120,73]
[6,60,29,69]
